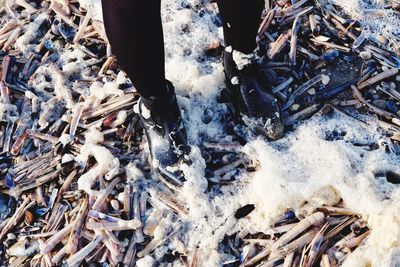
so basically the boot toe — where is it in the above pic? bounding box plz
[149,139,188,190]
[262,118,285,141]
[246,115,285,141]
[136,83,190,191]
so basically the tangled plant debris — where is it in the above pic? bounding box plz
[0,0,399,266]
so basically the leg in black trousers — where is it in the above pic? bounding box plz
[101,0,264,106]
[216,0,264,54]
[101,0,169,110]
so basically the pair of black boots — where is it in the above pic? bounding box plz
[138,49,284,187]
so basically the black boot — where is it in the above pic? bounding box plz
[137,81,190,190]
[223,48,284,141]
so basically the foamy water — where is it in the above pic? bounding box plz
[330,0,400,52]
[81,0,400,265]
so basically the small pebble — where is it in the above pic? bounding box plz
[387,100,398,113]
[117,192,124,203]
[110,199,120,210]
[377,35,387,45]
[359,51,371,60]
[373,99,387,110]
[51,21,61,36]
[290,104,300,112]
[321,75,330,85]
[396,75,400,82]
[231,76,239,85]
[307,88,316,95]
[7,233,16,240]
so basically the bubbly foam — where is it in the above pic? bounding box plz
[330,0,400,52]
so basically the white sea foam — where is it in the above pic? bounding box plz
[78,0,102,21]
[330,0,400,51]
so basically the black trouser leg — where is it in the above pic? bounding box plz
[101,0,167,101]
[216,0,264,54]
[102,0,264,105]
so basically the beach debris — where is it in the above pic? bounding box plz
[228,204,370,267]
[0,0,397,266]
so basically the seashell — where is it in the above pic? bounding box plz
[24,210,34,225]
[360,51,372,60]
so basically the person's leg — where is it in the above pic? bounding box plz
[217,0,284,140]
[101,0,168,102]
[102,0,189,187]
[216,0,264,54]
